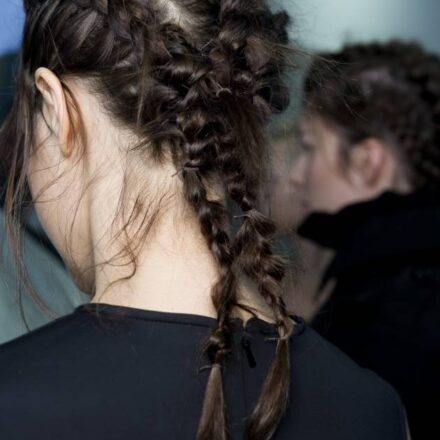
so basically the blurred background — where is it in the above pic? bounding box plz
[293,0,440,52]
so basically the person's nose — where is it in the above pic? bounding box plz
[289,154,306,189]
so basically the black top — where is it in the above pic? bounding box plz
[298,188,440,440]
[298,187,440,284]
[0,303,407,440]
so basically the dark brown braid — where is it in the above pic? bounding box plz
[3,1,295,439]
[206,4,296,437]
[305,40,440,189]
[146,4,296,437]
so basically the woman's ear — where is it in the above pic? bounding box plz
[34,67,72,157]
[348,137,388,188]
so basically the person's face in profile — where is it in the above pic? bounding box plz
[289,114,410,225]
[289,115,357,224]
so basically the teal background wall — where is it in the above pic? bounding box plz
[282,0,440,54]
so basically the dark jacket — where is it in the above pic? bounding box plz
[0,303,407,440]
[299,188,440,440]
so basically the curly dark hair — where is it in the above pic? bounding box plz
[1,1,296,439]
[304,40,440,189]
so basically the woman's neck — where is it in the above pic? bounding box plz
[90,198,277,325]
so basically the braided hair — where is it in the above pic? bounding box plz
[304,40,440,189]
[2,1,296,439]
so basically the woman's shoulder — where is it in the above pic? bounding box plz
[287,324,407,439]
[0,309,87,364]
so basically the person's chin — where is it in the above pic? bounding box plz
[294,201,311,229]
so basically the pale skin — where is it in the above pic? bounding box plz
[290,115,413,226]
[29,67,278,326]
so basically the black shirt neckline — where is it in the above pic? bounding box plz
[75,302,305,337]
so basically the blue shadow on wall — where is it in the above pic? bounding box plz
[0,0,25,55]
[0,1,24,126]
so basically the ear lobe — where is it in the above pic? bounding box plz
[34,67,72,158]
[349,138,386,187]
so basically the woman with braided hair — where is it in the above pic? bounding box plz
[292,40,440,439]
[0,2,407,439]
